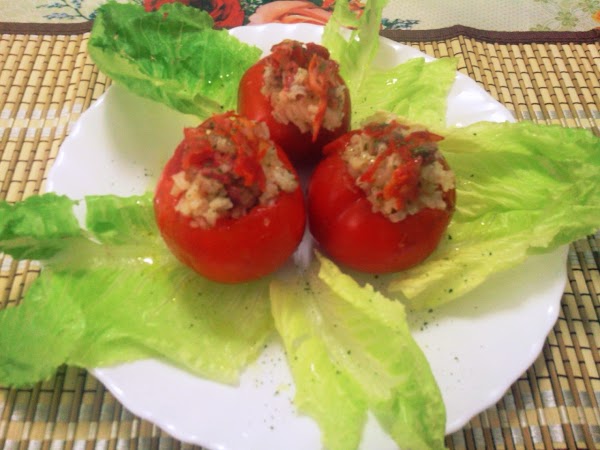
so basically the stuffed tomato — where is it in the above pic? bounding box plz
[238,39,351,166]
[154,112,306,283]
[308,115,456,274]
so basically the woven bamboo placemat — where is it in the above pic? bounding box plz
[0,26,599,450]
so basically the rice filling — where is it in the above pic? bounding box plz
[261,40,347,137]
[341,118,455,222]
[171,115,298,229]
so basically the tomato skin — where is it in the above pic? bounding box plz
[237,56,351,166]
[308,153,455,274]
[154,135,306,284]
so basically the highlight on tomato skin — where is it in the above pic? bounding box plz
[307,115,456,274]
[237,39,351,167]
[153,112,307,284]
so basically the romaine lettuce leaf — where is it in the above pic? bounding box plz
[384,121,600,309]
[323,0,455,128]
[271,255,446,450]
[271,275,367,450]
[350,57,457,128]
[0,194,274,387]
[0,194,82,260]
[88,2,261,118]
[323,0,389,95]
[0,274,86,386]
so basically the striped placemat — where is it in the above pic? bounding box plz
[1,26,599,450]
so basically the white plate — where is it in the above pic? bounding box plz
[46,24,567,450]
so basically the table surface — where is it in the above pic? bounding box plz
[1,0,600,31]
[0,7,599,450]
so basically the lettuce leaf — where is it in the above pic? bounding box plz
[0,274,86,386]
[350,57,457,129]
[384,121,600,309]
[323,0,388,94]
[323,0,455,128]
[0,194,274,387]
[0,194,82,260]
[271,255,446,450]
[88,2,261,118]
[271,277,367,450]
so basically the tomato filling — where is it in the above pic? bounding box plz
[332,116,455,222]
[170,112,299,229]
[261,39,348,140]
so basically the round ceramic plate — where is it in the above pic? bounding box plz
[46,23,567,450]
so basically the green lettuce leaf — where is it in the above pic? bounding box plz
[384,121,600,309]
[88,2,261,118]
[0,194,82,260]
[323,0,389,95]
[0,193,274,387]
[350,57,457,128]
[0,275,86,386]
[270,255,446,450]
[84,193,157,244]
[323,0,455,128]
[271,277,367,450]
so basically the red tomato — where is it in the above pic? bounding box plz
[154,113,306,283]
[238,40,351,166]
[307,122,456,274]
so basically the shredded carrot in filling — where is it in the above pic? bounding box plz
[170,112,298,229]
[340,117,455,222]
[261,40,347,139]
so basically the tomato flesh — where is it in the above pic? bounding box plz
[308,123,456,274]
[154,113,306,283]
[238,40,351,166]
